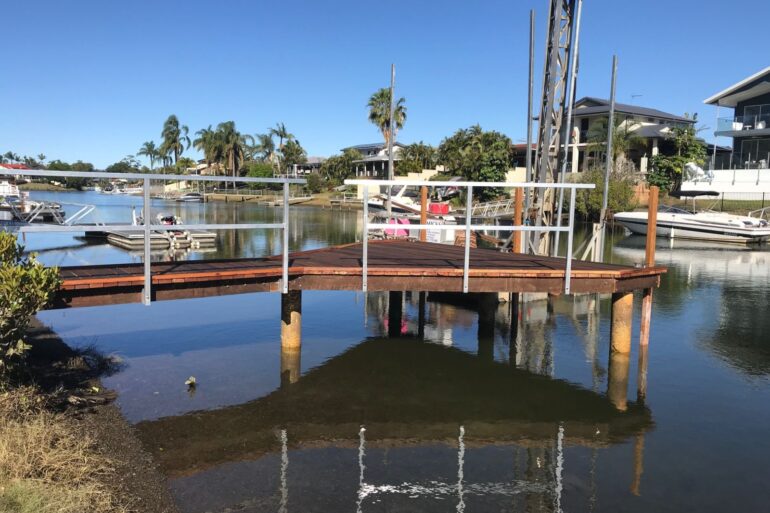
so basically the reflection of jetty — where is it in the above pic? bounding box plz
[136,337,652,478]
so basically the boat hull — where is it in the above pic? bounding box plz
[615,214,770,244]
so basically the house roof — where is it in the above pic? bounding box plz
[703,66,770,107]
[353,153,402,163]
[342,142,405,153]
[0,163,30,169]
[574,97,694,124]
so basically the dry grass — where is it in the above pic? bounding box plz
[0,386,127,513]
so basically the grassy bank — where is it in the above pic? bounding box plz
[0,323,178,513]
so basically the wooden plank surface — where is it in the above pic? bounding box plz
[53,240,666,306]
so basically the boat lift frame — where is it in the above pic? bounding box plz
[346,179,594,294]
[9,170,306,304]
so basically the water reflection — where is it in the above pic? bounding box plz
[134,318,651,512]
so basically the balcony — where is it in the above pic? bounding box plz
[715,114,770,137]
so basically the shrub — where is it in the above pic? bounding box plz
[576,168,636,221]
[0,233,60,375]
[306,173,323,193]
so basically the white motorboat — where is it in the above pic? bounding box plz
[614,204,770,244]
[176,192,204,202]
[367,184,423,214]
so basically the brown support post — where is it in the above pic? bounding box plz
[639,186,659,347]
[420,186,428,242]
[608,291,633,411]
[630,434,645,496]
[513,187,524,253]
[280,290,302,385]
[611,292,633,354]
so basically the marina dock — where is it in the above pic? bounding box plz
[53,240,665,308]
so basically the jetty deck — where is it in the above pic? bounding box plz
[53,240,666,308]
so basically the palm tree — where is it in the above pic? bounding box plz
[367,87,407,147]
[216,121,252,184]
[138,141,160,170]
[587,117,645,166]
[161,115,191,165]
[253,133,277,167]
[269,123,294,151]
[193,125,223,174]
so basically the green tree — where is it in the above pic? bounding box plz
[402,142,436,169]
[587,117,646,163]
[46,160,71,171]
[436,125,513,200]
[575,168,636,220]
[367,87,406,147]
[269,123,294,151]
[647,125,707,191]
[176,157,197,173]
[320,148,361,185]
[253,133,276,165]
[0,232,60,376]
[216,121,252,182]
[160,115,191,166]
[193,125,223,174]
[245,161,274,178]
[281,139,307,173]
[138,141,160,170]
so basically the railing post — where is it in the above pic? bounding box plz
[142,177,151,305]
[362,185,369,292]
[565,187,576,294]
[282,181,289,294]
[463,186,473,293]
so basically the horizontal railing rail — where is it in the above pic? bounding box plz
[345,179,595,294]
[5,169,306,304]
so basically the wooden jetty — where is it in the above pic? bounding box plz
[53,240,665,308]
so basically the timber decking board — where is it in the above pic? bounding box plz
[54,240,666,303]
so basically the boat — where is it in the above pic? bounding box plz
[0,179,66,224]
[614,191,770,244]
[367,184,424,214]
[176,192,204,202]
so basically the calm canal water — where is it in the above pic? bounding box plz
[23,191,770,512]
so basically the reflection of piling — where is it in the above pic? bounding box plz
[388,291,403,338]
[418,291,426,340]
[630,433,645,496]
[509,293,519,366]
[637,344,649,403]
[607,352,630,411]
[281,347,301,387]
[281,291,302,386]
[477,293,497,361]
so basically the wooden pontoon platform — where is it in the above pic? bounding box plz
[52,240,666,308]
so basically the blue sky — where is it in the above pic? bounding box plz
[2,0,768,168]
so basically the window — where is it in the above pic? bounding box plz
[740,138,770,167]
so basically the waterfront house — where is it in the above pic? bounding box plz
[511,98,695,175]
[570,97,695,174]
[705,66,770,170]
[343,142,404,178]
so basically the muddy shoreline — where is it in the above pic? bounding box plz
[26,318,179,513]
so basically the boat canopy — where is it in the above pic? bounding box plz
[670,190,720,198]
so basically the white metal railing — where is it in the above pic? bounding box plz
[453,198,516,218]
[345,179,595,294]
[9,170,306,304]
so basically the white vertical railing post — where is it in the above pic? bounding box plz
[565,188,576,294]
[463,186,473,293]
[142,177,151,305]
[362,185,369,292]
[282,181,290,293]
